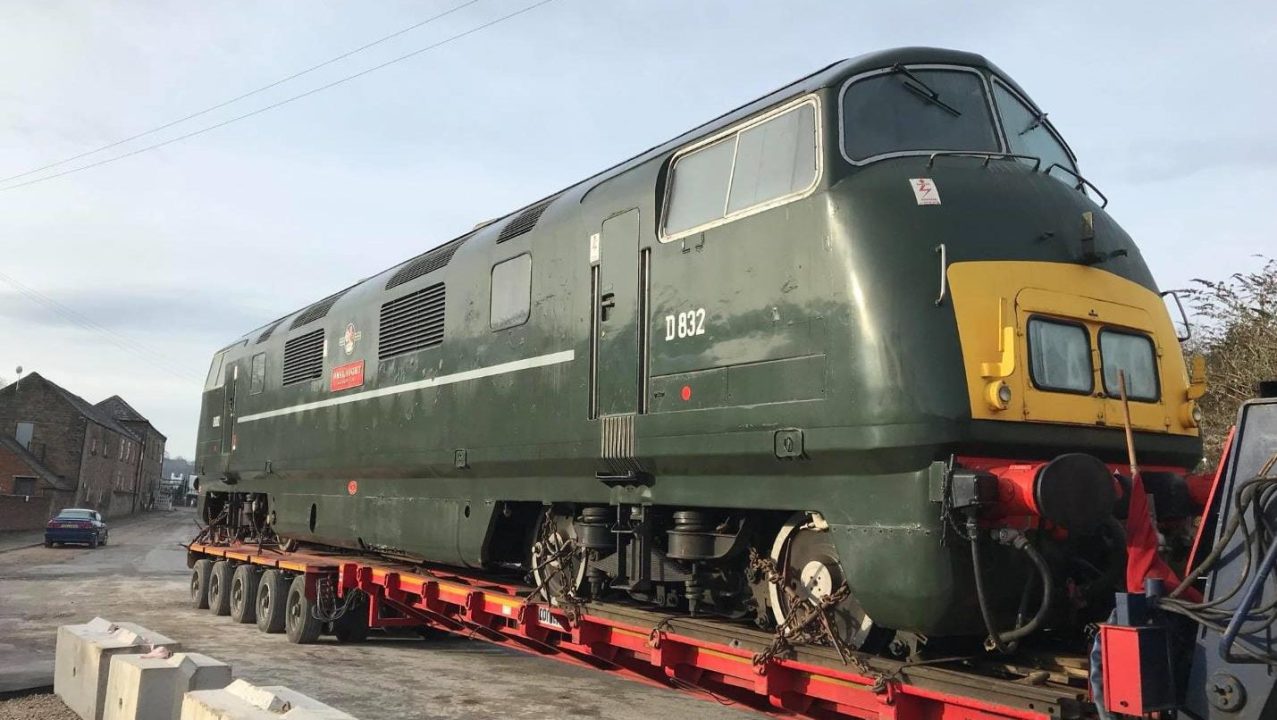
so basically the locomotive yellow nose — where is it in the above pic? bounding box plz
[946,260,1198,437]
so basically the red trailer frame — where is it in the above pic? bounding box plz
[189,542,1088,719]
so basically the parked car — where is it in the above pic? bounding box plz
[44,508,108,548]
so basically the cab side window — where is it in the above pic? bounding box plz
[491,254,532,330]
[250,352,267,395]
[204,351,226,390]
[662,98,819,240]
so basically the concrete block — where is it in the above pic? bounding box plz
[54,617,180,720]
[181,679,358,720]
[104,651,231,720]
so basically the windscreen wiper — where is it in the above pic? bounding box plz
[1019,111,1049,136]
[891,64,962,117]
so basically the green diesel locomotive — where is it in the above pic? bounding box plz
[195,47,1204,653]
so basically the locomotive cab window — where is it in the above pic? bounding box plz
[490,254,532,330]
[1027,317,1093,394]
[1100,329,1159,401]
[840,67,998,162]
[662,97,819,240]
[204,351,227,391]
[991,80,1076,180]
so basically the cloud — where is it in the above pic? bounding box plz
[0,286,272,338]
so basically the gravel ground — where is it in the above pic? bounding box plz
[0,509,760,719]
[0,693,76,720]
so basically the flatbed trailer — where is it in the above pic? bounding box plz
[186,541,1089,720]
[185,387,1277,719]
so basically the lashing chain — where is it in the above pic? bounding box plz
[525,510,585,626]
[747,549,887,692]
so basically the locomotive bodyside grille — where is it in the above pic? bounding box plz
[281,328,325,386]
[379,283,446,360]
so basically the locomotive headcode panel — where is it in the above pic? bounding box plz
[195,47,1206,655]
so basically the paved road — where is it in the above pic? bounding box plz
[0,510,760,719]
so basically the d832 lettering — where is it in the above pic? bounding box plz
[664,309,706,340]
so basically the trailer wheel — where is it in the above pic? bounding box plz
[255,570,287,634]
[208,560,234,616]
[191,559,213,609]
[229,564,260,624]
[285,575,322,644]
[332,592,370,643]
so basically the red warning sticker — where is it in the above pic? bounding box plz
[330,360,365,392]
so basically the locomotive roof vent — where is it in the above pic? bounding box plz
[386,238,464,290]
[497,195,558,244]
[289,288,351,329]
[255,319,284,344]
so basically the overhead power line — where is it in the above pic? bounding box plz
[0,0,481,187]
[0,0,558,193]
[0,270,202,385]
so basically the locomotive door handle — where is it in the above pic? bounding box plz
[600,292,616,321]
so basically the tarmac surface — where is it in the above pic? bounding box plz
[0,509,760,719]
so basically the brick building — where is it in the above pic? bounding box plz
[0,434,77,531]
[95,394,166,509]
[0,372,166,518]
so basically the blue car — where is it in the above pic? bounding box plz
[44,508,109,548]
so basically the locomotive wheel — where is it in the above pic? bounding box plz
[768,511,888,652]
[285,575,322,644]
[207,561,234,616]
[530,516,587,606]
[229,564,260,624]
[190,559,212,610]
[255,570,288,634]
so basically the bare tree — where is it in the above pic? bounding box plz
[1184,257,1277,463]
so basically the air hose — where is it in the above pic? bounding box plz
[967,515,1053,652]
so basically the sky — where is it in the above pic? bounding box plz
[1,1,1274,458]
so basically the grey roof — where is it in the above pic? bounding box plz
[94,395,165,440]
[0,435,74,492]
[14,373,140,441]
[94,395,147,423]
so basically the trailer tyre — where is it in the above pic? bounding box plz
[255,570,287,634]
[208,560,233,616]
[229,564,260,624]
[285,575,322,644]
[332,592,370,643]
[191,559,212,609]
